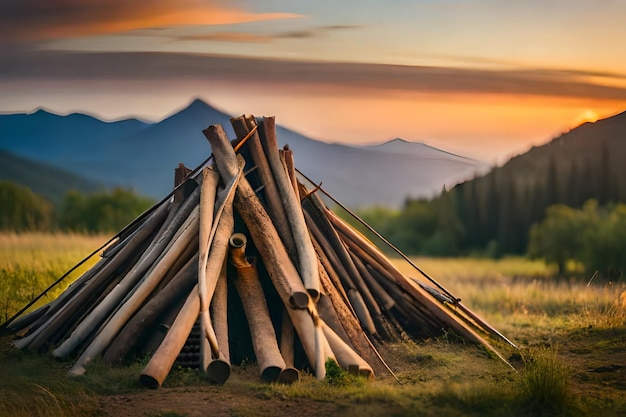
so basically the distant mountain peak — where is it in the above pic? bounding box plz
[363,137,484,165]
[384,137,417,146]
[29,107,53,116]
[186,97,211,109]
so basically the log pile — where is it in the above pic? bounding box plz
[2,115,514,388]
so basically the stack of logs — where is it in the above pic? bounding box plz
[4,115,511,388]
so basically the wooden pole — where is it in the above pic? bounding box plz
[229,233,286,382]
[139,285,200,389]
[206,258,231,384]
[68,205,200,375]
[102,253,199,365]
[258,117,320,300]
[203,124,309,309]
[230,116,296,258]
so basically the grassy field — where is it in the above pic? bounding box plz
[0,233,110,323]
[1,233,625,417]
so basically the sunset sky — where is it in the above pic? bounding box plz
[1,0,626,164]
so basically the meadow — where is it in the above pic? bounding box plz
[1,233,625,417]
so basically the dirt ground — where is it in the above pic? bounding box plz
[94,325,626,417]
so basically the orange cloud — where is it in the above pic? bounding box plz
[0,0,302,43]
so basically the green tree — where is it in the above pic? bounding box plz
[58,188,154,233]
[584,203,626,277]
[527,201,598,274]
[0,181,53,231]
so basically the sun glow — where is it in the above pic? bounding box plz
[577,109,599,124]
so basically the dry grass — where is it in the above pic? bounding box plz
[0,232,110,321]
[1,235,625,416]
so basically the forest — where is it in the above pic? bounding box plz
[0,180,154,234]
[347,142,626,277]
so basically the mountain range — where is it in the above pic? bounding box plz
[0,99,487,208]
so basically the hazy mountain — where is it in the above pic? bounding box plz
[0,150,104,203]
[0,99,486,207]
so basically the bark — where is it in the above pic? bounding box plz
[139,285,200,389]
[258,117,320,299]
[68,205,200,375]
[102,254,199,365]
[229,233,286,382]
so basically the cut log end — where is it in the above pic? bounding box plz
[139,374,160,390]
[289,292,310,309]
[278,367,300,385]
[206,359,231,384]
[261,365,283,383]
[307,288,320,302]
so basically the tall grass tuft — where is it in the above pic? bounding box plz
[520,346,573,416]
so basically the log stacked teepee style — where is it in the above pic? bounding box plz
[2,115,515,388]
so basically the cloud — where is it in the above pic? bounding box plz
[1,50,626,102]
[175,32,273,43]
[0,0,302,43]
[173,25,363,43]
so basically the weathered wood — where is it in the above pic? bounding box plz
[321,321,373,378]
[328,209,499,348]
[204,124,334,378]
[15,203,169,351]
[280,146,299,198]
[53,189,195,358]
[68,205,200,375]
[139,285,200,389]
[258,117,320,300]
[278,307,299,384]
[350,253,395,312]
[102,254,199,365]
[229,233,286,382]
[198,167,220,358]
[230,116,296,257]
[303,209,377,335]
[206,258,231,384]
[203,124,309,309]
[318,262,385,374]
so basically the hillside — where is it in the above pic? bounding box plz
[0,99,485,208]
[450,109,626,253]
[0,150,104,203]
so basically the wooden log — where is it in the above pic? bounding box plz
[197,167,220,356]
[199,162,241,361]
[278,307,299,384]
[350,253,395,312]
[203,125,309,309]
[303,210,377,335]
[139,285,200,389]
[317,293,350,345]
[230,116,296,257]
[321,321,373,378]
[4,304,49,336]
[229,233,286,382]
[302,192,380,320]
[280,146,299,198]
[327,210,505,351]
[51,198,182,358]
[15,202,168,351]
[258,117,320,300]
[206,258,231,384]
[102,254,199,365]
[68,205,200,375]
[203,124,332,377]
[317,261,385,374]
[307,222,350,304]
